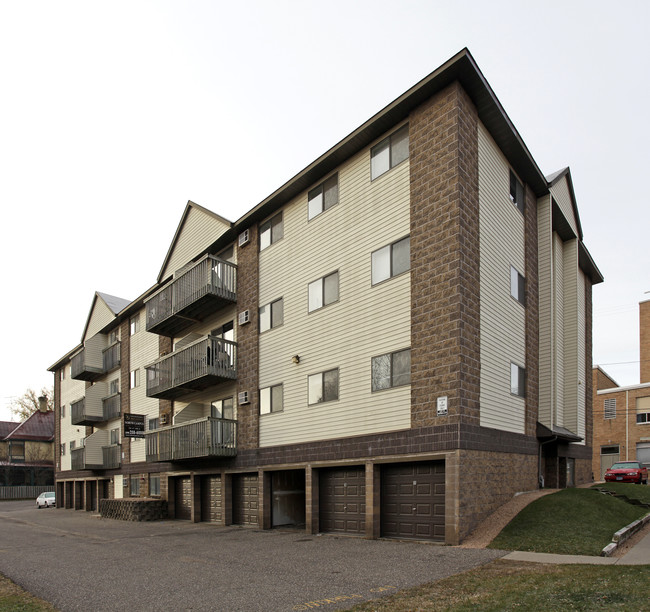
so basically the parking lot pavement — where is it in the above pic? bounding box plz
[0,501,505,611]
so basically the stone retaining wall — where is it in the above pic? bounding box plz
[100,498,168,521]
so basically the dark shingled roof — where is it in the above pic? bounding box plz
[0,421,18,439]
[5,410,54,441]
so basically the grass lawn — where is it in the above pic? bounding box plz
[488,488,647,555]
[593,481,650,505]
[347,560,650,612]
[0,574,55,611]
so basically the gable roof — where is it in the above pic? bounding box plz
[80,291,130,343]
[0,421,18,439]
[5,410,54,442]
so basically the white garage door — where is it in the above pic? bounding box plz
[636,442,650,468]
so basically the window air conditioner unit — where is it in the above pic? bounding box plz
[160,414,169,425]
[238,310,250,325]
[238,229,250,247]
[238,391,250,405]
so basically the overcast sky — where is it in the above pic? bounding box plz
[1,0,648,421]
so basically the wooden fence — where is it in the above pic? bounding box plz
[0,485,53,500]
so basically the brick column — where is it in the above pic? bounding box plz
[120,320,131,465]
[191,474,201,523]
[641,300,650,383]
[364,462,380,539]
[409,81,480,429]
[524,185,539,437]
[222,473,232,526]
[159,335,173,423]
[305,466,319,534]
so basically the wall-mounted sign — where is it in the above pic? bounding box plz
[124,414,145,438]
[437,396,448,417]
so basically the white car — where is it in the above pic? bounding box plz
[36,492,56,508]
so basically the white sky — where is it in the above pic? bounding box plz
[1,0,648,422]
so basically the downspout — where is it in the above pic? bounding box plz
[538,436,557,489]
[626,390,629,461]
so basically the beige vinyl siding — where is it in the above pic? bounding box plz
[161,206,230,279]
[59,369,86,472]
[129,309,162,463]
[562,239,579,433]
[549,178,579,238]
[537,195,553,427]
[478,122,526,433]
[84,298,115,341]
[83,429,109,465]
[553,232,565,426]
[173,382,238,422]
[84,382,107,420]
[258,134,411,446]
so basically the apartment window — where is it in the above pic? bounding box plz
[308,174,338,220]
[61,443,66,456]
[308,369,339,404]
[110,428,120,445]
[69,440,76,451]
[371,125,409,180]
[211,321,234,342]
[372,236,410,285]
[372,349,411,391]
[61,404,65,418]
[148,418,159,431]
[109,329,119,345]
[149,475,161,496]
[509,170,525,214]
[636,396,650,423]
[308,271,339,312]
[211,397,234,419]
[130,475,140,497]
[260,212,283,250]
[109,379,120,395]
[130,369,140,389]
[130,314,140,336]
[260,298,284,332]
[60,368,65,381]
[260,384,283,414]
[510,363,526,398]
[510,266,526,305]
[604,398,616,419]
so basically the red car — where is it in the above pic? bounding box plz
[604,461,648,485]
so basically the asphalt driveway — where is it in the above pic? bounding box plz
[0,501,505,611]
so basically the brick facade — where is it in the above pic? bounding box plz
[641,300,650,383]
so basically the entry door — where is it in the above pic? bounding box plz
[600,447,620,479]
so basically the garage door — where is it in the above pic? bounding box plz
[637,442,650,468]
[381,462,445,541]
[201,475,222,523]
[232,473,258,526]
[175,477,192,520]
[319,467,365,535]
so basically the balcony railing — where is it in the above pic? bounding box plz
[145,336,237,400]
[102,342,121,373]
[71,341,120,381]
[146,255,237,337]
[102,393,121,421]
[71,444,121,470]
[71,349,103,382]
[71,398,102,426]
[145,417,236,462]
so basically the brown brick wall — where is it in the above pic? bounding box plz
[236,225,260,450]
[119,320,130,465]
[583,277,593,465]
[409,81,480,429]
[641,300,650,384]
[158,335,173,423]
[594,367,618,391]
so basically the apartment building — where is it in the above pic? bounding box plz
[593,299,650,479]
[48,49,602,544]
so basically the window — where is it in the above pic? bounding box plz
[60,367,65,381]
[371,125,409,179]
[604,398,616,419]
[70,440,76,451]
[510,363,526,398]
[509,170,524,214]
[109,329,119,345]
[130,369,140,389]
[9,441,25,462]
[309,369,339,404]
[148,418,159,431]
[260,384,283,414]
[510,266,526,305]
[109,379,120,395]
[636,396,650,424]
[260,212,283,250]
[372,237,410,285]
[110,428,120,445]
[149,475,160,496]
[308,271,339,312]
[130,314,140,336]
[61,404,65,418]
[211,397,234,419]
[260,298,284,332]
[372,349,411,391]
[130,475,140,497]
[211,321,234,342]
[308,174,338,220]
[61,443,66,456]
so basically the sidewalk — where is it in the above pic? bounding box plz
[503,529,650,566]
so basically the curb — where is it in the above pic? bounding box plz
[601,512,650,557]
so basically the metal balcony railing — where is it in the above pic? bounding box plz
[146,255,237,336]
[145,336,236,400]
[102,393,121,421]
[102,342,121,373]
[145,417,236,462]
[71,444,121,470]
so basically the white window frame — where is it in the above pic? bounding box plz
[308,369,339,405]
[259,212,283,251]
[308,271,339,313]
[509,169,525,214]
[510,362,526,398]
[260,384,283,415]
[371,124,409,180]
[130,369,140,389]
[308,174,338,220]
[130,314,140,336]
[371,348,411,392]
[510,265,526,306]
[260,298,284,333]
[372,236,410,285]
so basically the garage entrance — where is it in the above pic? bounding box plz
[381,461,445,541]
[175,476,192,520]
[319,467,365,535]
[201,475,222,523]
[232,473,258,526]
[271,470,305,528]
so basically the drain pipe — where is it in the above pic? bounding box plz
[538,436,557,488]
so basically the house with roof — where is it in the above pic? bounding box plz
[49,49,602,544]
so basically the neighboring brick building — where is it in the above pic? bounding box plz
[593,299,650,479]
[48,49,602,544]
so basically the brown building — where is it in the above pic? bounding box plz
[593,299,650,478]
[49,49,602,544]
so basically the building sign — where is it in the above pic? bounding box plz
[124,414,145,438]
[437,396,448,417]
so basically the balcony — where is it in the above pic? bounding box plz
[145,336,237,400]
[71,433,121,471]
[102,393,121,421]
[71,335,121,381]
[145,255,237,337]
[145,417,236,462]
[70,383,121,426]
[71,397,101,426]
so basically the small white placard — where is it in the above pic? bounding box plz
[437,396,448,416]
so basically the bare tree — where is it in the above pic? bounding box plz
[9,387,54,421]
